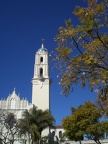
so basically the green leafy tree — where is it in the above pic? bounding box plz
[54,0,108,99]
[62,101,108,144]
[18,105,55,144]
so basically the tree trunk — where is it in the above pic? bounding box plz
[94,139,101,144]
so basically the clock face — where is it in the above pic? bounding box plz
[39,76,45,82]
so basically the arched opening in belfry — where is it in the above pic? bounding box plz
[40,57,43,63]
[40,68,43,77]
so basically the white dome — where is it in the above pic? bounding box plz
[38,44,48,52]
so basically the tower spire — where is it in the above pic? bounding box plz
[13,88,16,94]
[41,38,45,48]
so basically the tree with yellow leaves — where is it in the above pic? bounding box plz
[54,0,108,101]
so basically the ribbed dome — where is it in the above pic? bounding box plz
[38,44,47,52]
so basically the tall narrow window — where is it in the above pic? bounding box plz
[40,57,43,63]
[40,68,43,77]
[59,131,62,138]
[10,98,16,109]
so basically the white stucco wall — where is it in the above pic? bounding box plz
[32,79,50,110]
[50,127,65,140]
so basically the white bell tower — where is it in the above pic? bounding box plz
[32,44,50,110]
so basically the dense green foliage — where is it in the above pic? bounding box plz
[54,0,108,99]
[18,105,55,144]
[62,101,108,144]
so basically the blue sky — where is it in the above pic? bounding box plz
[0,0,96,125]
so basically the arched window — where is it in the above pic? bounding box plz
[40,68,43,77]
[59,131,62,138]
[40,57,43,63]
[10,98,16,109]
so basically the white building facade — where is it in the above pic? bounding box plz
[0,88,32,144]
[0,88,31,119]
